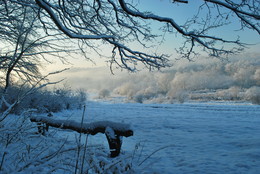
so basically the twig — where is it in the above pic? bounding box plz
[80,134,89,174]
[80,105,88,174]
[75,105,86,174]
[173,0,188,3]
[138,145,174,166]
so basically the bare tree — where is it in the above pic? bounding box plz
[0,4,70,120]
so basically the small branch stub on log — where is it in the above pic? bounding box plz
[30,116,133,157]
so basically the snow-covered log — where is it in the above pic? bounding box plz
[30,116,133,157]
[30,116,133,137]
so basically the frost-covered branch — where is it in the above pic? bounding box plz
[32,0,170,70]
[205,0,260,20]
[35,0,115,40]
[118,0,258,58]
[1,0,259,70]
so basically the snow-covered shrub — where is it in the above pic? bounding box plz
[253,69,260,85]
[0,112,79,173]
[134,94,144,103]
[98,89,111,99]
[43,87,87,112]
[167,88,188,103]
[0,84,87,114]
[245,86,260,104]
[133,87,158,103]
[133,92,156,103]
[75,88,88,109]
[156,73,174,95]
[215,86,241,100]
[113,82,137,100]
[0,115,56,172]
[86,148,133,173]
[233,67,256,88]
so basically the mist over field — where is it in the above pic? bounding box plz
[52,55,260,104]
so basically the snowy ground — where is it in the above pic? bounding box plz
[52,100,260,174]
[2,100,260,173]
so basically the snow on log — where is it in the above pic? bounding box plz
[30,116,133,157]
[30,116,133,137]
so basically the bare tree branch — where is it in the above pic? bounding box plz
[1,0,259,70]
[173,0,189,4]
[205,0,260,20]
[35,0,115,40]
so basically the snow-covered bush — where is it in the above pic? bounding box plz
[98,89,111,99]
[156,73,174,95]
[245,86,260,104]
[233,67,256,88]
[253,69,260,85]
[113,82,137,100]
[215,86,241,100]
[0,85,87,114]
[167,88,188,103]
[133,87,158,103]
[0,112,78,173]
[133,94,144,103]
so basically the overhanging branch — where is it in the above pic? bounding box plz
[35,0,115,40]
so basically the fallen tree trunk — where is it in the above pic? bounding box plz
[30,116,133,157]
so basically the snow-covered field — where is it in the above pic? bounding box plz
[1,100,260,173]
[54,100,260,174]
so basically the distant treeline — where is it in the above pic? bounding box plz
[49,56,260,104]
